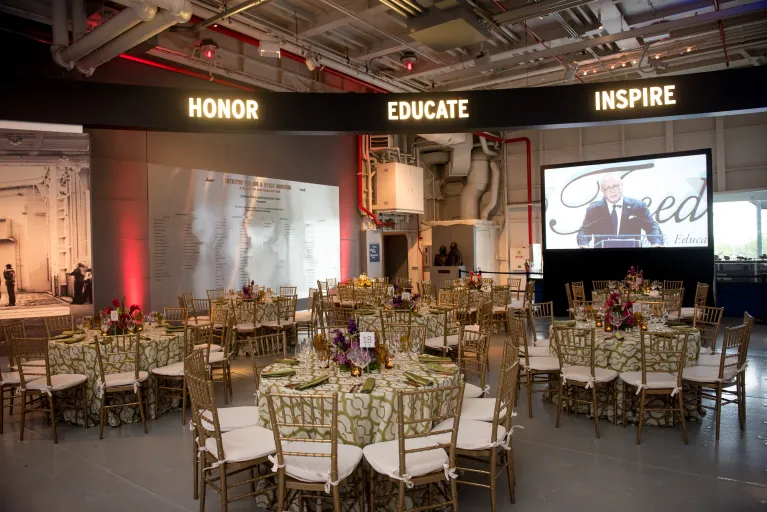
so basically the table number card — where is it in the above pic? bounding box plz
[110,310,119,322]
[360,331,376,348]
[402,292,411,300]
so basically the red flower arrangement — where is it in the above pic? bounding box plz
[467,271,484,290]
[604,291,635,329]
[103,298,143,334]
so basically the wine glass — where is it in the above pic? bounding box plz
[349,348,364,380]
[612,312,623,332]
[127,318,136,333]
[100,314,109,336]
[75,317,84,332]
[409,336,421,362]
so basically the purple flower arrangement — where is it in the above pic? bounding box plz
[391,284,420,312]
[331,318,377,371]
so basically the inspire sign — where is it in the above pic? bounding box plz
[594,85,676,111]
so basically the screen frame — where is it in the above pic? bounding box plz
[540,148,714,252]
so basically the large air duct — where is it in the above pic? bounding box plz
[479,136,501,220]
[460,148,490,219]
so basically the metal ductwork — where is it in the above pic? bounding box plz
[50,0,192,75]
[479,136,501,220]
[417,133,472,177]
[459,147,490,219]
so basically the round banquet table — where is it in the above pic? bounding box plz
[256,357,460,447]
[47,325,185,427]
[546,325,701,426]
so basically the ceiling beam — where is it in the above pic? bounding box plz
[591,0,640,50]
[299,1,391,37]
[404,0,767,81]
[493,0,595,26]
[355,41,408,60]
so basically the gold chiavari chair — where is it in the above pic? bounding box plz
[526,301,554,355]
[466,300,493,334]
[372,281,389,306]
[491,285,511,331]
[364,383,464,512]
[337,283,356,307]
[564,283,575,319]
[444,278,458,288]
[327,305,356,331]
[692,305,724,357]
[296,290,317,339]
[233,299,256,336]
[681,282,709,321]
[327,277,338,288]
[458,329,490,399]
[44,314,74,338]
[424,308,460,356]
[634,301,664,317]
[553,326,617,438]
[662,288,684,321]
[262,295,298,343]
[164,307,188,326]
[2,321,28,370]
[438,289,456,307]
[189,298,211,324]
[683,323,748,441]
[206,289,225,302]
[592,280,611,292]
[515,314,560,419]
[572,299,594,319]
[266,391,365,512]
[178,295,188,309]
[182,291,194,308]
[94,333,148,439]
[522,280,535,307]
[187,350,277,510]
[664,280,684,290]
[418,281,435,304]
[247,331,287,389]
[207,317,235,403]
[11,336,88,443]
[454,285,473,325]
[1,320,29,434]
[395,276,412,291]
[618,331,689,444]
[481,277,494,288]
[450,338,520,510]
[381,309,413,336]
[382,323,427,358]
[571,282,586,302]
[152,313,192,424]
[507,277,522,301]
[317,280,330,298]
[280,286,297,297]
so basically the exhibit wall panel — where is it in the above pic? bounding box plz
[89,129,359,311]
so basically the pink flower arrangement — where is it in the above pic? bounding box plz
[604,291,635,328]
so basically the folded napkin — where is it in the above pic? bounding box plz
[419,355,452,363]
[425,363,457,375]
[261,369,296,379]
[52,333,73,340]
[274,358,300,366]
[295,375,330,391]
[671,326,698,333]
[404,372,433,387]
[58,335,86,344]
[553,320,576,327]
[356,310,376,316]
[610,332,625,341]
[62,330,84,336]
[361,377,376,394]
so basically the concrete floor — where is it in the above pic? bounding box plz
[2,318,767,511]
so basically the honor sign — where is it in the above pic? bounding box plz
[189,97,259,119]
[595,85,676,111]
[388,99,469,121]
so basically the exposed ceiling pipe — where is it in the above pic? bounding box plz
[76,4,192,76]
[478,137,501,221]
[71,0,86,43]
[53,4,156,69]
[460,148,491,220]
[714,0,730,68]
[193,0,273,31]
[49,0,68,62]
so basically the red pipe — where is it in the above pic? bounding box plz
[357,136,395,228]
[118,54,256,91]
[203,19,389,93]
[473,132,533,246]
[712,0,730,68]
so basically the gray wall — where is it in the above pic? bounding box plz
[89,129,360,311]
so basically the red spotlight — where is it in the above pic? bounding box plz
[405,61,412,71]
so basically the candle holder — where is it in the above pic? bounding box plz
[641,322,648,331]
[351,366,362,377]
[604,324,613,333]
[595,318,603,328]
[385,358,394,369]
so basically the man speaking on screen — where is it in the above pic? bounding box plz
[576,173,663,248]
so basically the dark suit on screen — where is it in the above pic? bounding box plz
[576,197,663,248]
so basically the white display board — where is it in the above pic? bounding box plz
[148,164,340,307]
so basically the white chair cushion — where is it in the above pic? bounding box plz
[104,371,149,388]
[194,344,223,352]
[680,307,695,318]
[295,310,312,323]
[430,418,507,451]
[152,362,185,377]
[424,334,460,350]
[1,371,22,385]
[510,300,524,309]
[26,373,87,392]
[561,365,618,384]
[461,398,504,422]
[262,320,296,328]
[698,346,713,356]
[283,441,363,484]
[696,354,738,367]
[492,306,507,313]
[363,437,448,479]
[619,371,678,390]
[519,356,559,371]
[235,323,256,332]
[209,351,228,364]
[200,406,260,432]
[683,365,737,384]
[204,425,276,464]
[520,346,550,357]
[464,324,480,333]
[463,382,485,399]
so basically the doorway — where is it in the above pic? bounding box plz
[383,234,408,282]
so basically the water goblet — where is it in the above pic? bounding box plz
[127,318,136,333]
[75,317,84,332]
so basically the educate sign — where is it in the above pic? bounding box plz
[387,99,469,121]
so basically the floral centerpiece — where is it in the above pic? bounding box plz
[467,271,484,290]
[103,299,143,334]
[353,273,372,288]
[391,283,420,312]
[625,266,643,290]
[330,318,380,371]
[604,291,635,329]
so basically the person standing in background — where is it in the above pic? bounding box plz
[69,263,86,304]
[3,264,16,307]
[82,266,93,304]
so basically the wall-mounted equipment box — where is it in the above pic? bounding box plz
[373,162,424,214]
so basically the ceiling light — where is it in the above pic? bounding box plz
[563,63,578,82]
[632,59,637,64]
[200,38,218,60]
[687,47,692,52]
[305,55,320,71]
[597,12,603,30]
[259,37,281,58]
[610,64,615,69]
[400,51,417,71]
[622,62,626,67]
[583,70,588,75]
[655,54,660,59]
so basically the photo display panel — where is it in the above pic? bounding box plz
[543,152,710,250]
[148,164,340,307]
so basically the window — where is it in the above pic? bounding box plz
[713,200,759,258]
